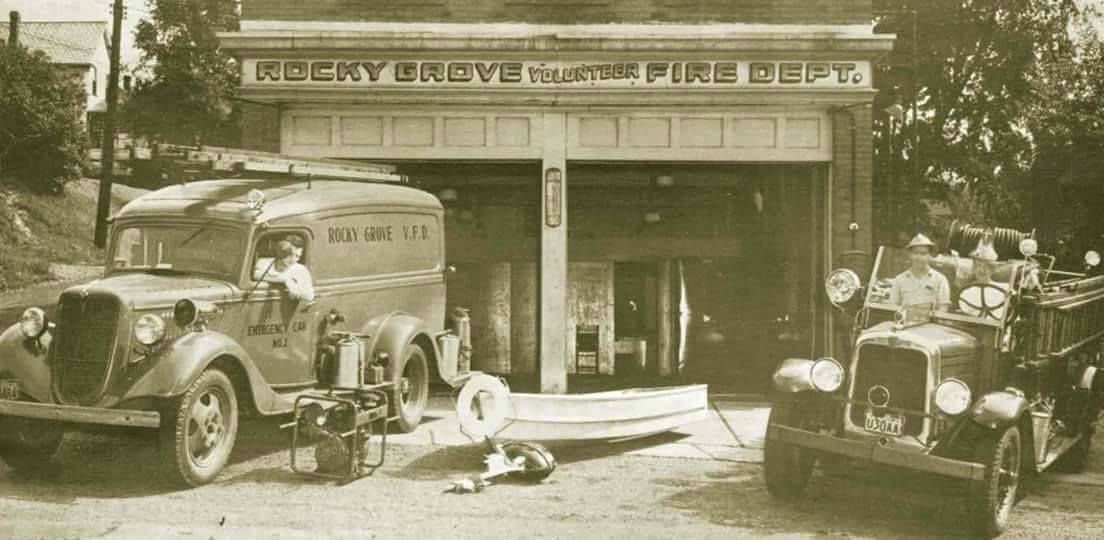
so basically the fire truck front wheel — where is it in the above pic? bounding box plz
[160,369,239,487]
[763,401,816,498]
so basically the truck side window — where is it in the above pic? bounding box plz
[253,232,310,281]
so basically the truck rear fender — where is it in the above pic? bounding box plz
[361,312,438,382]
[124,331,279,414]
[0,324,54,403]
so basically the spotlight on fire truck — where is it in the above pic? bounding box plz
[1085,250,1101,268]
[825,268,863,308]
[1019,238,1039,258]
[173,298,219,329]
[247,188,266,211]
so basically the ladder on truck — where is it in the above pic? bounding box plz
[154,144,406,184]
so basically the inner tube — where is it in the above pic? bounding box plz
[455,374,512,439]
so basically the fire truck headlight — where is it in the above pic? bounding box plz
[825,268,862,308]
[935,378,972,416]
[810,357,845,393]
[134,314,166,346]
[19,307,48,339]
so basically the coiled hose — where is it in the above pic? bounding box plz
[945,220,1034,258]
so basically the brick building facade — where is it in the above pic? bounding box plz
[222,1,892,393]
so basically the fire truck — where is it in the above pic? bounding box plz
[765,223,1104,537]
[0,148,474,486]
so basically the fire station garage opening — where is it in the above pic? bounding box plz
[400,162,827,395]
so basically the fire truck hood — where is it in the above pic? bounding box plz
[63,273,235,310]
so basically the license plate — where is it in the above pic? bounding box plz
[864,410,904,437]
[0,380,20,401]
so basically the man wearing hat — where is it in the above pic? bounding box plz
[958,238,1008,319]
[888,233,951,312]
[263,240,315,302]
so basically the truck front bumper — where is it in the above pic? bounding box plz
[767,424,985,481]
[0,399,160,429]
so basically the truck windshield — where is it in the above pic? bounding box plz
[866,247,1017,322]
[109,224,244,281]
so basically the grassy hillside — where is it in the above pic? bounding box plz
[0,179,146,292]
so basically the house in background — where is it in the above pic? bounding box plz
[1,20,110,144]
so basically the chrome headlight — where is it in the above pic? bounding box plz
[19,307,48,339]
[810,357,845,393]
[935,378,972,416]
[825,268,862,307]
[134,314,166,346]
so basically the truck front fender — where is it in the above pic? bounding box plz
[123,331,281,413]
[772,358,817,393]
[969,390,1030,430]
[0,324,54,403]
[361,312,434,381]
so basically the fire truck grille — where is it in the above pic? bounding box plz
[54,293,119,403]
[849,344,928,437]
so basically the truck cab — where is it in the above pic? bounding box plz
[0,160,471,487]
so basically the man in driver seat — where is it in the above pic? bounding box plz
[958,240,1008,319]
[264,240,315,303]
[889,233,951,312]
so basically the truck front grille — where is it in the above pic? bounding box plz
[849,344,928,437]
[53,293,120,404]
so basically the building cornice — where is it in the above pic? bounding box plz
[220,22,895,57]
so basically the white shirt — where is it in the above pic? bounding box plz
[267,262,315,302]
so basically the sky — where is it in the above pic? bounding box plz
[2,0,146,65]
[4,0,1104,67]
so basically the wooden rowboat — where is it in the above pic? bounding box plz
[494,384,710,442]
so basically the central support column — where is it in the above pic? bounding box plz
[540,112,568,393]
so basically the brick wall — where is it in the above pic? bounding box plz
[831,105,874,260]
[242,0,872,25]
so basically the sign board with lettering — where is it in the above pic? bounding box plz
[242,59,871,90]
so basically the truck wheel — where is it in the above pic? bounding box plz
[763,401,816,498]
[391,342,429,433]
[503,441,557,482]
[970,425,1022,538]
[0,416,64,471]
[160,369,239,487]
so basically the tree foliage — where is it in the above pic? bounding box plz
[125,0,240,145]
[0,43,87,193]
[872,0,1084,250]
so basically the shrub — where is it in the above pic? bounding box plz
[0,43,87,193]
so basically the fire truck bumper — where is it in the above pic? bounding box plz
[0,399,161,428]
[767,424,986,481]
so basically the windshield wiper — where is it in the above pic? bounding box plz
[179,223,214,247]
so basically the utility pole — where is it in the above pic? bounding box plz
[95,0,124,248]
[7,11,19,46]
[910,7,920,197]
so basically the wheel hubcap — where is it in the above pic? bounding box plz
[188,390,226,464]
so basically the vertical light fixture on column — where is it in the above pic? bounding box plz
[544,167,563,228]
